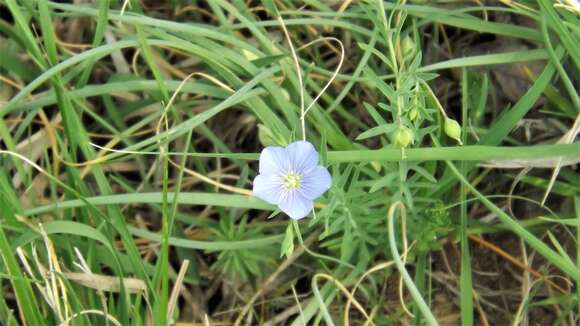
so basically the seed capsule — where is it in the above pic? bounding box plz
[393,126,413,148]
[444,118,462,144]
[409,108,419,121]
[401,36,415,57]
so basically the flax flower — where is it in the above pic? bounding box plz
[253,141,331,219]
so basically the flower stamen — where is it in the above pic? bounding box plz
[283,172,301,190]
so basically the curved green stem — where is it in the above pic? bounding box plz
[387,202,438,326]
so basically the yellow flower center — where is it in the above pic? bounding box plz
[283,172,301,190]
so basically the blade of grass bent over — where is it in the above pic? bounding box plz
[446,161,580,280]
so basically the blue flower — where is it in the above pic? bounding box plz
[253,141,332,219]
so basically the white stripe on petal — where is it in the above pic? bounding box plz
[299,166,332,200]
[286,141,318,174]
[253,174,284,204]
[259,146,290,175]
[278,190,314,220]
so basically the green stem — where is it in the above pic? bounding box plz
[387,202,438,326]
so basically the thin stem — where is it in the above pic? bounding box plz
[277,15,305,140]
[300,37,345,116]
[279,19,344,142]
[387,202,438,325]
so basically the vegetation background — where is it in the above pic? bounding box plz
[0,0,579,325]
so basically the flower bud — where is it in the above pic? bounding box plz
[408,108,419,121]
[444,118,462,144]
[393,126,413,148]
[401,36,415,57]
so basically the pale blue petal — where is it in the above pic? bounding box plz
[259,146,290,175]
[299,166,332,200]
[253,174,283,204]
[286,141,318,174]
[278,191,314,220]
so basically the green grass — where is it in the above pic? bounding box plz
[0,0,578,325]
